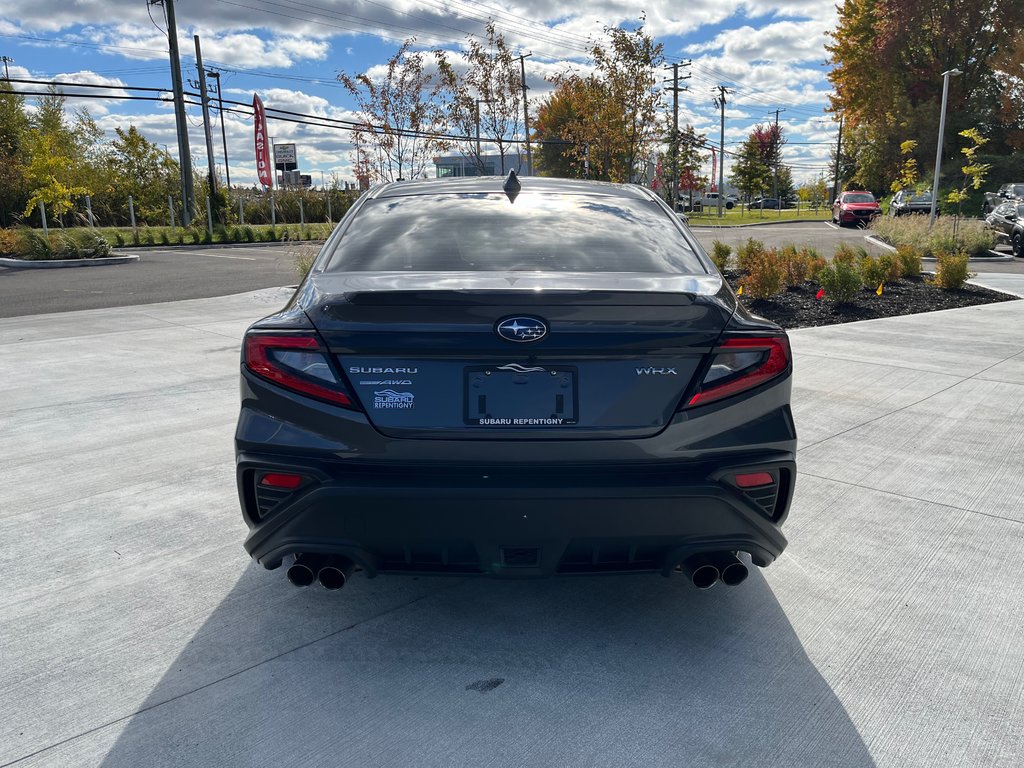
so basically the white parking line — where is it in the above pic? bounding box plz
[824,222,840,230]
[195,253,257,261]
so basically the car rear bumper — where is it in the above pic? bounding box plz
[238,454,795,578]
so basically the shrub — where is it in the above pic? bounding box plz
[114,231,125,247]
[877,253,902,283]
[931,250,971,290]
[709,240,731,273]
[160,230,170,245]
[736,237,765,271]
[778,246,817,286]
[860,255,888,288]
[832,242,859,266]
[0,228,24,256]
[243,226,255,243]
[896,245,922,277]
[739,249,786,299]
[817,260,864,303]
[19,228,53,260]
[80,231,112,258]
[142,228,155,245]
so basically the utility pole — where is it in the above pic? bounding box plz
[832,114,844,205]
[771,108,786,203]
[714,86,729,218]
[663,61,690,212]
[151,0,193,225]
[193,35,218,209]
[207,70,231,189]
[519,53,533,175]
[0,56,12,80]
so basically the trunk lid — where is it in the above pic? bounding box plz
[305,271,734,439]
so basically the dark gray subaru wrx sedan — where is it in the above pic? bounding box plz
[235,173,796,591]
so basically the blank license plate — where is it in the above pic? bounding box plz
[464,366,577,426]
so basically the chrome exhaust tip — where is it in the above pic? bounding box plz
[286,562,316,587]
[680,556,720,589]
[710,552,749,586]
[317,558,355,590]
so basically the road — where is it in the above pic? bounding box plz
[0,243,303,318]
[2,287,1023,766]
[1,226,1019,319]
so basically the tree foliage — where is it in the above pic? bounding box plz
[436,23,522,174]
[730,123,785,200]
[827,0,1024,188]
[541,24,664,183]
[339,39,449,182]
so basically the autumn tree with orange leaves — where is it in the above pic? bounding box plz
[827,0,1024,192]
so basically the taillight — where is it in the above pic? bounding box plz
[244,333,356,408]
[685,336,790,408]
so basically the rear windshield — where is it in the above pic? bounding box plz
[322,192,706,274]
[1011,185,1024,198]
[844,193,875,203]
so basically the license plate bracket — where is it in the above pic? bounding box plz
[464,365,578,426]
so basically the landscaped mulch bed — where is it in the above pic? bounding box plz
[723,272,1018,329]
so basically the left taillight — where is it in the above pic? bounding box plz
[685,336,791,408]
[243,333,357,408]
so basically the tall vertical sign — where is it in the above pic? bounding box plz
[253,94,272,188]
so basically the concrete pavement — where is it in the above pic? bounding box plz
[1,279,1022,767]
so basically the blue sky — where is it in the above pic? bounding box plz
[0,0,842,187]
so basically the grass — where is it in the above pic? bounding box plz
[868,215,996,257]
[685,206,831,226]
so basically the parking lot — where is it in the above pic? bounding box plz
[2,257,1023,765]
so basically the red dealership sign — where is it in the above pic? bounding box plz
[253,94,272,188]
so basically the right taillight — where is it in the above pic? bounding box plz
[685,336,790,408]
[243,333,357,408]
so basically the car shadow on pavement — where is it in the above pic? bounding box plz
[95,562,876,768]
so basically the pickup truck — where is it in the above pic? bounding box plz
[676,192,736,211]
[983,183,1024,214]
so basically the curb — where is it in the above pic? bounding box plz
[111,238,329,252]
[689,218,831,229]
[0,254,140,269]
[863,235,1015,262]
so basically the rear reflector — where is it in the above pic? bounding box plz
[686,336,790,407]
[244,333,355,408]
[260,472,304,490]
[734,471,774,488]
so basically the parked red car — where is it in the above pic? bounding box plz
[832,191,882,227]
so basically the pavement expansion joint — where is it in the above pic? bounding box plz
[799,471,1024,526]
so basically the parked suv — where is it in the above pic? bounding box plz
[889,189,932,216]
[985,201,1024,256]
[833,191,881,226]
[982,183,1024,214]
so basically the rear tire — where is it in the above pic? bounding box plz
[1013,232,1023,258]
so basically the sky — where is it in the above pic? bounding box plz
[0,0,844,189]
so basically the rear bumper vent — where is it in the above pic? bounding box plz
[378,542,483,574]
[254,485,293,519]
[557,542,669,574]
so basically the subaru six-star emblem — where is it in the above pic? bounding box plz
[496,316,548,343]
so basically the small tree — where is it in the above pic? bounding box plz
[339,40,450,183]
[436,23,522,174]
[945,128,991,249]
[546,23,664,183]
[730,137,772,203]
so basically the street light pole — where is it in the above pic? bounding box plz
[929,68,962,226]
